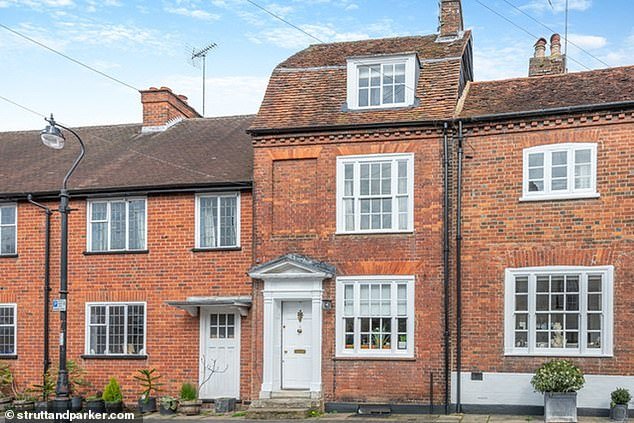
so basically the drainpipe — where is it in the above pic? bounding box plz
[455,121,464,413]
[442,122,450,415]
[27,194,53,401]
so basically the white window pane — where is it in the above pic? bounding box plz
[528,153,544,167]
[91,222,107,251]
[344,199,354,231]
[358,66,369,86]
[0,226,15,255]
[574,149,591,164]
[219,197,237,247]
[394,85,405,103]
[128,200,146,250]
[552,166,567,178]
[528,168,543,179]
[529,180,544,192]
[109,202,126,250]
[383,85,393,104]
[358,88,368,107]
[394,64,405,83]
[552,179,567,191]
[382,64,393,84]
[199,197,218,248]
[370,66,380,85]
[0,207,15,225]
[90,325,106,355]
[370,87,380,106]
[127,305,145,354]
[91,202,107,221]
[552,151,567,165]
[108,305,125,354]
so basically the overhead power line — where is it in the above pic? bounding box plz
[0,23,139,92]
[473,0,592,71]
[243,0,325,44]
[499,0,610,68]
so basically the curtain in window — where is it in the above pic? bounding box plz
[91,203,108,251]
[110,202,126,250]
[128,200,145,250]
[200,197,217,248]
[219,197,237,247]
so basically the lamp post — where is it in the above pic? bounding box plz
[40,114,85,413]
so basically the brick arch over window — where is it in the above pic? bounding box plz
[501,248,619,268]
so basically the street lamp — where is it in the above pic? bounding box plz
[40,114,85,413]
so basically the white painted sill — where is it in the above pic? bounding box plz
[335,230,415,236]
[519,192,600,202]
[335,353,415,360]
[504,351,612,358]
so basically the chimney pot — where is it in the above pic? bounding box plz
[550,33,562,56]
[140,86,201,131]
[528,35,566,77]
[534,38,547,58]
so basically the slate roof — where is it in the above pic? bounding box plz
[250,33,472,133]
[0,115,254,197]
[458,65,634,118]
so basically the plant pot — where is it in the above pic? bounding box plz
[611,404,629,422]
[85,398,105,413]
[71,396,83,412]
[544,392,577,423]
[178,400,202,416]
[13,400,35,412]
[35,400,49,412]
[159,402,177,416]
[104,400,123,413]
[137,397,157,414]
[215,397,236,413]
[0,397,12,411]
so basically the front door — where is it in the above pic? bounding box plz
[200,311,240,399]
[281,301,312,389]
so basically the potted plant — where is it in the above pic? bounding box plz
[102,378,124,413]
[610,388,631,422]
[178,382,201,416]
[531,359,585,423]
[159,396,179,415]
[134,369,162,414]
[31,370,55,412]
[68,359,90,412]
[85,392,105,413]
[0,363,14,410]
[12,390,36,412]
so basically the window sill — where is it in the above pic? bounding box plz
[519,193,600,202]
[81,354,148,360]
[504,351,612,358]
[334,354,415,361]
[335,230,414,236]
[0,254,18,259]
[83,250,149,256]
[348,102,414,111]
[192,247,241,252]
[0,355,18,360]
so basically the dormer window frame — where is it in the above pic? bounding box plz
[346,54,419,111]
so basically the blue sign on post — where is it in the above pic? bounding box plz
[52,299,66,312]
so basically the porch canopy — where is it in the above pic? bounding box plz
[166,296,252,317]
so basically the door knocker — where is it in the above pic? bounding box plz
[297,309,304,334]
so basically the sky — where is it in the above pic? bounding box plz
[0,0,633,131]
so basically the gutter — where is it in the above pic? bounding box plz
[455,121,464,414]
[0,181,253,202]
[442,122,451,414]
[248,99,634,136]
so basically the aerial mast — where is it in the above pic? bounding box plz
[190,43,217,116]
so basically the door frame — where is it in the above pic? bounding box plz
[198,306,241,400]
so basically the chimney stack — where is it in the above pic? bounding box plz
[528,34,566,77]
[140,86,201,133]
[438,0,464,40]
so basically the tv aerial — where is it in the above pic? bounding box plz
[190,42,217,116]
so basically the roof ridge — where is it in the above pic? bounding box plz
[304,33,439,48]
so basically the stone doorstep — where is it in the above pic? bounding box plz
[245,407,314,420]
[250,398,321,409]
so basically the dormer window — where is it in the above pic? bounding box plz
[346,54,418,110]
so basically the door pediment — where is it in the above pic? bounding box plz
[249,253,335,281]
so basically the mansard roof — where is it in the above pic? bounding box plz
[250,32,472,133]
[0,115,254,198]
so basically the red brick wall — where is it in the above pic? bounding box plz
[0,191,254,402]
[459,115,634,375]
[252,128,448,404]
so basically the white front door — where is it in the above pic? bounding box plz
[281,301,312,390]
[200,311,240,399]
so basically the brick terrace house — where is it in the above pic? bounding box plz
[0,0,633,415]
[0,88,257,401]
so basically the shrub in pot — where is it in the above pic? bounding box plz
[85,393,105,413]
[0,363,14,410]
[102,378,124,413]
[68,359,90,412]
[159,396,178,415]
[610,388,631,422]
[531,359,585,423]
[134,368,162,414]
[178,383,201,416]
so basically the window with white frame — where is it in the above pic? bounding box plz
[87,198,146,252]
[0,305,16,355]
[504,266,613,356]
[195,193,240,249]
[336,276,414,357]
[336,154,414,233]
[522,143,598,201]
[86,303,145,356]
[0,204,17,255]
[346,55,418,110]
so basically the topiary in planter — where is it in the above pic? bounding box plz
[102,378,123,413]
[610,388,631,422]
[531,360,585,423]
